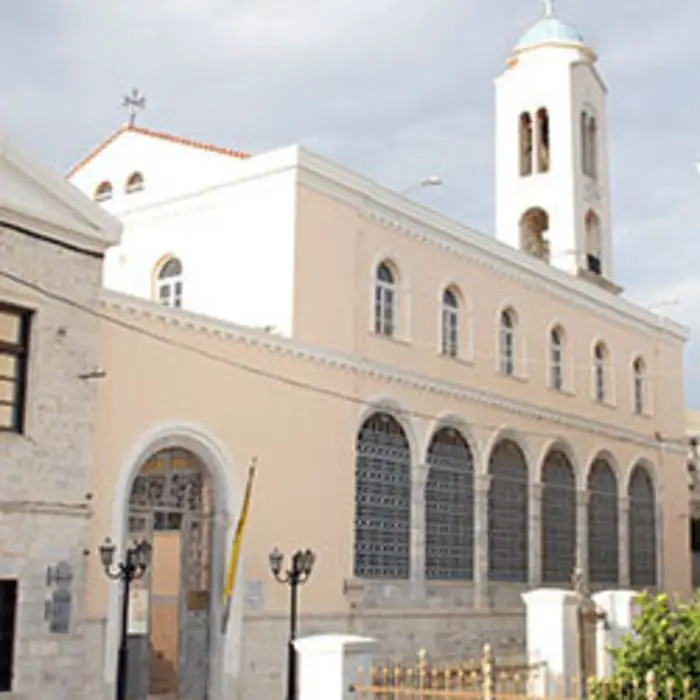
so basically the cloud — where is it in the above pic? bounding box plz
[1,0,699,403]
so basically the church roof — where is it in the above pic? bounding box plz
[67,123,250,178]
[514,16,586,52]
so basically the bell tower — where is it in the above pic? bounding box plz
[494,1,618,291]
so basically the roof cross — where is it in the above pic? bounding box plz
[122,88,146,127]
[542,0,555,17]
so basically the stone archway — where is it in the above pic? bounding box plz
[126,448,213,700]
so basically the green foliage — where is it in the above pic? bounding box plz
[590,591,700,699]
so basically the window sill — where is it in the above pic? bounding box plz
[368,330,411,347]
[632,410,653,420]
[594,399,617,410]
[549,386,576,398]
[439,352,474,367]
[500,371,528,383]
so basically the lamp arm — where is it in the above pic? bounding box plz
[103,563,125,581]
[273,571,291,585]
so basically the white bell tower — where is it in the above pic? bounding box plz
[495,1,618,291]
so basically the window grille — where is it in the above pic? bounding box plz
[587,459,619,585]
[628,465,657,588]
[441,289,459,358]
[374,263,396,337]
[500,310,516,376]
[550,328,564,390]
[594,343,606,403]
[354,413,411,579]
[633,358,645,415]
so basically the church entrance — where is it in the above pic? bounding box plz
[126,448,213,700]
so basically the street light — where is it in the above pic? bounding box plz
[269,547,316,700]
[99,537,152,700]
[400,175,443,196]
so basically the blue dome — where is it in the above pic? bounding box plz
[515,17,585,51]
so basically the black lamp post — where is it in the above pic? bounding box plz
[269,547,316,700]
[99,537,152,700]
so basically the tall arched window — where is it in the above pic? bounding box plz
[587,117,598,179]
[587,458,619,586]
[488,439,529,582]
[425,427,474,580]
[541,450,576,584]
[156,257,184,308]
[354,413,411,579]
[628,464,657,588]
[633,357,646,415]
[550,326,564,391]
[585,210,602,275]
[126,171,144,193]
[593,342,607,403]
[581,111,590,175]
[499,309,516,376]
[94,181,113,202]
[519,112,533,177]
[537,108,550,173]
[374,262,396,337]
[441,288,459,358]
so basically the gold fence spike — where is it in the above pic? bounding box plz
[646,670,657,700]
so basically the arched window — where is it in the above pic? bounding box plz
[541,450,576,584]
[537,108,550,173]
[126,171,144,193]
[587,458,619,586]
[633,357,646,415]
[593,342,607,403]
[520,208,550,262]
[585,210,602,275]
[354,413,411,579]
[499,309,516,376]
[628,464,657,588]
[488,439,529,582]
[441,288,460,358]
[94,181,113,202]
[425,427,474,580]
[156,257,184,308]
[587,117,598,179]
[550,326,564,391]
[519,112,533,177]
[374,262,396,337]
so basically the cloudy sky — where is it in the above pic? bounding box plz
[2,0,699,405]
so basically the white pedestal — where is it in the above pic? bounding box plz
[592,590,640,679]
[522,588,580,697]
[295,634,378,700]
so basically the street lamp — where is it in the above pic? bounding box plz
[99,537,152,700]
[269,547,316,700]
[400,175,443,196]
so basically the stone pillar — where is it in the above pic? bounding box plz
[410,463,427,600]
[576,490,589,583]
[592,590,640,679]
[295,634,378,700]
[521,589,580,697]
[474,473,491,609]
[619,497,630,587]
[529,484,543,588]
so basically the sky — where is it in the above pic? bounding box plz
[1,0,699,405]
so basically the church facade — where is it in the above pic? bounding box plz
[68,7,690,700]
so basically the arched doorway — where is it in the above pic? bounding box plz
[126,448,213,699]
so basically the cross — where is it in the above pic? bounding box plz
[122,88,146,127]
[542,0,555,17]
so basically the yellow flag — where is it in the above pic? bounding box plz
[223,461,256,600]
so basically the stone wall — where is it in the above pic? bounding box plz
[0,222,104,699]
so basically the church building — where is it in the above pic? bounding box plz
[67,5,690,700]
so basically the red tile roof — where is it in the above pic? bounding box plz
[66,123,250,178]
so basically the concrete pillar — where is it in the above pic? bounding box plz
[592,590,640,679]
[521,588,580,697]
[295,634,378,700]
[577,490,589,583]
[619,497,630,587]
[529,483,543,587]
[474,473,491,609]
[410,463,427,600]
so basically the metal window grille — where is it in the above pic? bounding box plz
[594,344,606,402]
[441,290,459,358]
[425,428,474,580]
[488,440,528,582]
[0,304,31,433]
[550,330,563,390]
[628,465,657,588]
[587,459,619,585]
[500,312,515,376]
[354,413,411,579]
[541,451,576,584]
[633,359,645,415]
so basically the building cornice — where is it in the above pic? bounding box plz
[100,291,686,455]
[293,148,688,343]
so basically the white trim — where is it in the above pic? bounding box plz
[535,437,581,484]
[99,291,687,455]
[104,421,242,700]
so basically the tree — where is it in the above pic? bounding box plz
[591,591,700,698]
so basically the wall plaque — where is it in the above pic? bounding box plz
[49,589,71,634]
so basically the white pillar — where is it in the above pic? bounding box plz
[295,634,378,700]
[474,473,491,609]
[592,590,640,680]
[529,484,543,587]
[521,588,579,697]
[410,463,427,600]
